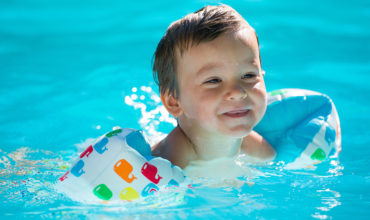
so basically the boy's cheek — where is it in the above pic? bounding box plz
[257,81,267,99]
[260,92,268,120]
[253,82,267,118]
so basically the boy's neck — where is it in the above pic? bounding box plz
[177,124,243,161]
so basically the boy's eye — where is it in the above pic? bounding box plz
[242,72,257,79]
[204,78,221,84]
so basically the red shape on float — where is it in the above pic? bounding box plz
[59,171,69,182]
[80,145,93,158]
[141,162,162,184]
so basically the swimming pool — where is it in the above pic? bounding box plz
[1,0,369,218]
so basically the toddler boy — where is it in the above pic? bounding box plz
[151,5,275,175]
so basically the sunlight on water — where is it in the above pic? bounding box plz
[0,148,69,210]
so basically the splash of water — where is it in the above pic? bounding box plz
[124,86,177,145]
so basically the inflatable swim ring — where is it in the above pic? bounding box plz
[255,88,341,168]
[56,88,341,202]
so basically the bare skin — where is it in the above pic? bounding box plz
[152,28,276,171]
[152,126,275,169]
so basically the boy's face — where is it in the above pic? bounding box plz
[175,28,267,137]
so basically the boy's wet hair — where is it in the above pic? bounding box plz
[152,5,260,99]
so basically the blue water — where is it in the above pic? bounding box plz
[1,0,369,219]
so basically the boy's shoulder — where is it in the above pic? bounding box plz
[151,126,196,169]
[240,131,276,162]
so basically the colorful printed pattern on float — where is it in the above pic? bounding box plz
[57,128,185,202]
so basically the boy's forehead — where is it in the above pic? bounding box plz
[175,26,256,54]
[174,27,259,66]
[174,28,261,82]
[235,27,257,42]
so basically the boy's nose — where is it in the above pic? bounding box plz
[225,85,247,101]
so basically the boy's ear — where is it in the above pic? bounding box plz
[160,92,183,117]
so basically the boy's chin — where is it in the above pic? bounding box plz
[221,126,253,138]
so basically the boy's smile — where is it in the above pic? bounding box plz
[175,28,267,138]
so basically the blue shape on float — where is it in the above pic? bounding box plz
[325,124,336,145]
[71,160,85,177]
[141,183,159,197]
[126,130,151,157]
[168,179,179,187]
[94,137,109,154]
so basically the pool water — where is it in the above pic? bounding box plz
[1,0,369,219]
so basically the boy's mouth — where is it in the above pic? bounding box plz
[223,109,250,118]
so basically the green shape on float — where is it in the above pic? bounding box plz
[106,129,123,138]
[311,148,326,161]
[268,89,287,96]
[93,184,113,200]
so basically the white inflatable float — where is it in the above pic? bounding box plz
[56,128,185,202]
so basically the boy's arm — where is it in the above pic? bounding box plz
[242,130,276,162]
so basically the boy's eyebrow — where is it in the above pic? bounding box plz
[196,59,259,77]
[196,62,224,77]
[243,58,259,66]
